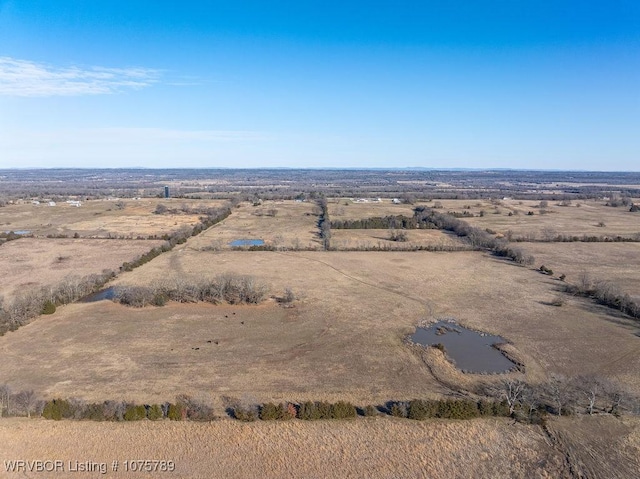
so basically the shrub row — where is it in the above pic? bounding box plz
[414,207,535,265]
[113,274,268,307]
[0,205,234,335]
[329,207,535,264]
[563,276,640,320]
[388,399,510,420]
[4,385,639,423]
[317,198,331,250]
[40,399,189,421]
[331,215,436,230]
[512,234,640,243]
[120,206,232,273]
[0,270,115,335]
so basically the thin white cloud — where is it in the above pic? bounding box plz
[0,57,161,97]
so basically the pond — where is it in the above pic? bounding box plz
[411,321,517,373]
[4,230,31,235]
[229,239,265,247]
[80,287,116,303]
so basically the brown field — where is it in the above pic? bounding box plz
[331,228,468,250]
[2,196,640,478]
[519,242,640,301]
[187,200,321,250]
[0,199,221,238]
[2,245,639,404]
[328,199,417,219]
[1,416,638,479]
[0,238,164,301]
[462,199,640,238]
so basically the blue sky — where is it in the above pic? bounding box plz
[0,1,638,170]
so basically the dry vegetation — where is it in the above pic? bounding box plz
[462,199,640,239]
[2,248,639,405]
[0,416,573,479]
[518,242,640,301]
[187,200,321,250]
[2,415,638,478]
[0,199,220,238]
[0,238,164,301]
[2,174,640,477]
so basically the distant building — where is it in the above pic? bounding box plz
[164,186,170,198]
[48,201,56,206]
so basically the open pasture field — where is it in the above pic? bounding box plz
[462,199,640,239]
[328,199,417,219]
[0,238,165,301]
[328,197,640,241]
[330,228,468,250]
[0,199,220,238]
[188,200,321,250]
[519,242,640,301]
[2,241,639,406]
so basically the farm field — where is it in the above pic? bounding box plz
[188,200,321,250]
[328,199,417,219]
[0,199,221,238]
[462,199,640,239]
[519,242,640,301]
[1,415,638,479]
[330,228,468,250]
[1,181,640,479]
[2,245,639,405]
[0,238,165,301]
[327,198,640,240]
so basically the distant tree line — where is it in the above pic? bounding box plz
[331,215,435,230]
[510,233,640,243]
[330,207,534,264]
[0,202,236,335]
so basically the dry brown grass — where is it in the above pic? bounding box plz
[0,238,164,301]
[0,416,570,479]
[462,199,640,238]
[2,247,639,404]
[0,199,218,238]
[328,199,417,219]
[518,242,640,300]
[545,416,640,478]
[187,200,321,250]
[330,228,468,250]
[1,198,640,477]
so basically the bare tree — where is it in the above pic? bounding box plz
[545,374,574,416]
[541,227,557,242]
[488,379,526,416]
[521,383,542,421]
[14,390,38,418]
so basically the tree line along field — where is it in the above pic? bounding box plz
[0,198,226,239]
[2,241,639,405]
[1,178,640,478]
[0,238,166,302]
